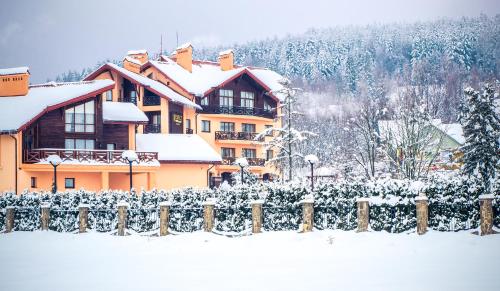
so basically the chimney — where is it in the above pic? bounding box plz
[123,50,148,74]
[219,50,234,71]
[0,67,30,97]
[175,43,192,73]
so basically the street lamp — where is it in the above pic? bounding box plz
[304,154,319,191]
[122,150,138,192]
[235,157,249,184]
[47,155,62,194]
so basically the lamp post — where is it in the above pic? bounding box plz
[121,150,138,192]
[235,157,249,184]
[47,155,62,194]
[304,154,318,191]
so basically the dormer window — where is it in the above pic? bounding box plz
[65,100,95,133]
[219,89,233,108]
[201,96,209,106]
[264,101,272,111]
[241,91,254,108]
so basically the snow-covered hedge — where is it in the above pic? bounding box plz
[0,176,498,234]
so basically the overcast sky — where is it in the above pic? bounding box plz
[1,0,499,83]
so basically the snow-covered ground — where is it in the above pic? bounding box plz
[0,230,498,291]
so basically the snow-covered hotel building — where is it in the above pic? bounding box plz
[0,44,284,193]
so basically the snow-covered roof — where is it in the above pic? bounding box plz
[378,119,465,146]
[124,56,141,65]
[0,80,114,133]
[433,122,465,145]
[103,102,148,123]
[0,67,29,76]
[219,49,233,56]
[136,134,222,163]
[176,43,192,50]
[127,49,147,55]
[148,58,286,100]
[85,63,201,109]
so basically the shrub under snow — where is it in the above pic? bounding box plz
[0,176,498,234]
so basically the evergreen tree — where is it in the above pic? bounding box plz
[460,83,500,192]
[257,78,315,181]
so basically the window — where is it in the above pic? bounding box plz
[264,101,273,111]
[266,150,274,161]
[241,91,255,108]
[200,96,209,106]
[219,89,233,107]
[221,148,235,158]
[65,100,95,133]
[201,120,211,132]
[265,125,273,136]
[151,114,161,125]
[242,123,256,133]
[30,177,37,188]
[105,90,113,101]
[242,148,256,158]
[186,119,191,129]
[65,178,75,189]
[106,144,116,150]
[130,91,137,98]
[220,122,235,132]
[65,139,95,150]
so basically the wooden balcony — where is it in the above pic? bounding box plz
[144,124,161,134]
[23,149,158,164]
[199,105,275,119]
[215,131,264,141]
[221,157,266,167]
[118,96,137,105]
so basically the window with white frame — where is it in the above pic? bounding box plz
[220,122,235,132]
[241,123,256,133]
[65,100,95,133]
[219,89,233,107]
[264,100,273,111]
[242,148,256,158]
[241,91,254,108]
[65,138,95,150]
[200,96,209,106]
[105,90,113,101]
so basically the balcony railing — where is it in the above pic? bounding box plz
[118,96,137,105]
[23,149,158,164]
[199,105,274,119]
[144,124,161,134]
[215,131,263,141]
[221,157,266,167]
[143,95,161,106]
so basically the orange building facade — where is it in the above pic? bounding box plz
[0,44,284,193]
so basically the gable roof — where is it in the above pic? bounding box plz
[136,133,222,163]
[0,80,114,133]
[103,102,148,124]
[83,63,201,109]
[144,58,286,101]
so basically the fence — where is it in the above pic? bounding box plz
[1,195,496,236]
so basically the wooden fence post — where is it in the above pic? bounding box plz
[250,200,264,234]
[79,204,89,233]
[357,197,370,232]
[159,201,171,236]
[300,195,314,232]
[479,194,494,236]
[415,196,428,235]
[117,201,129,236]
[40,202,50,231]
[5,206,15,233]
[203,198,216,232]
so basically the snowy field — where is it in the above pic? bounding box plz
[0,230,499,291]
